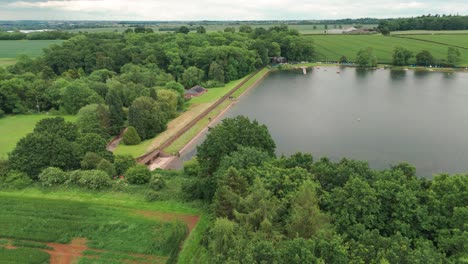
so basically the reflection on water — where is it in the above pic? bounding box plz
[182,67,468,178]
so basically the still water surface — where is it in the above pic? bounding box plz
[184,67,468,177]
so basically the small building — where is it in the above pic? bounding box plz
[185,85,207,98]
[270,56,287,64]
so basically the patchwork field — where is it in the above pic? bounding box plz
[0,115,76,159]
[308,34,468,66]
[0,189,202,264]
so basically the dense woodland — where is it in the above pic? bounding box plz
[184,116,467,263]
[378,15,468,34]
[0,26,314,140]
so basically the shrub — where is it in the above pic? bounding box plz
[97,159,116,177]
[65,170,83,185]
[81,152,103,170]
[0,159,10,178]
[144,190,160,202]
[125,164,151,184]
[149,174,166,191]
[78,170,111,190]
[0,109,5,118]
[0,170,32,189]
[112,178,129,191]
[184,159,200,177]
[114,155,136,175]
[39,167,67,187]
[123,126,141,145]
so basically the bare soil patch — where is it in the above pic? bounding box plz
[46,238,89,264]
[135,210,200,233]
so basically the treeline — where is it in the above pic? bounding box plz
[0,31,74,40]
[378,15,468,34]
[183,116,467,263]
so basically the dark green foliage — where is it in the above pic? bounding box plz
[128,96,167,140]
[39,167,67,187]
[125,164,151,184]
[356,47,378,67]
[197,116,276,176]
[97,159,116,177]
[447,47,461,65]
[0,170,32,189]
[149,174,166,191]
[78,170,111,190]
[378,15,468,32]
[105,88,125,135]
[122,126,141,145]
[416,50,435,66]
[80,152,104,170]
[196,26,206,34]
[76,104,110,137]
[113,155,136,176]
[177,26,190,34]
[181,66,205,88]
[392,46,413,66]
[183,159,200,177]
[339,55,348,63]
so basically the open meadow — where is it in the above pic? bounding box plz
[308,34,468,66]
[0,39,62,66]
[0,115,76,159]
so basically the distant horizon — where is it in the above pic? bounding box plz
[1,0,467,21]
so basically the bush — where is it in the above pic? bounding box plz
[65,170,83,185]
[184,159,200,177]
[97,159,116,177]
[78,170,111,190]
[144,190,160,202]
[112,178,129,191]
[149,174,166,191]
[39,167,67,187]
[0,159,10,178]
[123,126,141,145]
[81,152,103,170]
[125,164,151,184]
[114,155,136,175]
[0,109,5,118]
[0,170,32,189]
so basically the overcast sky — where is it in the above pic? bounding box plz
[1,0,467,21]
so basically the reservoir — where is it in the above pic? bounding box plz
[183,67,468,178]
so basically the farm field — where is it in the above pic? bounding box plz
[393,34,468,49]
[308,34,468,66]
[391,30,468,35]
[0,115,76,159]
[0,40,62,58]
[0,58,16,66]
[0,187,203,264]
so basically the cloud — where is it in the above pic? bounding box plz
[3,0,468,20]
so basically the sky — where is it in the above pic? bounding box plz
[1,0,467,21]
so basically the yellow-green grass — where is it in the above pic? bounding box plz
[393,34,468,49]
[114,76,251,158]
[308,34,468,66]
[0,58,16,67]
[0,115,76,159]
[164,68,270,154]
[0,40,63,58]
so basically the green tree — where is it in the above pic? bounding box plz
[114,155,136,176]
[125,164,151,184]
[80,152,104,170]
[197,116,276,176]
[392,46,413,66]
[208,61,225,84]
[122,126,141,145]
[224,27,236,33]
[181,66,205,88]
[62,82,102,114]
[76,104,110,137]
[213,168,248,218]
[128,96,167,140]
[356,47,377,68]
[416,50,435,66]
[177,26,190,34]
[239,25,253,33]
[105,88,125,135]
[196,26,206,34]
[97,159,116,177]
[447,47,461,65]
[286,180,330,239]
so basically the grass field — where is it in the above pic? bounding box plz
[391,30,468,35]
[0,184,203,264]
[0,115,76,159]
[308,34,468,66]
[392,34,468,49]
[0,40,63,58]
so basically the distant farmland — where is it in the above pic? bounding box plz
[308,34,468,66]
[0,40,62,60]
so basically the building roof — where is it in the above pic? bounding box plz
[185,85,206,95]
